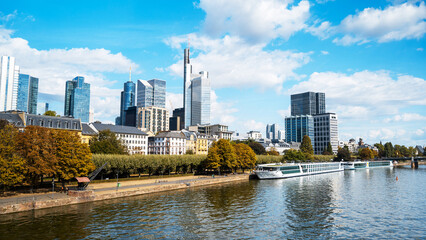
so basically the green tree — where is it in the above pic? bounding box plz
[215,139,237,172]
[323,142,333,155]
[335,147,351,161]
[234,143,256,172]
[400,145,410,157]
[0,125,25,189]
[53,130,95,187]
[185,149,194,155]
[16,126,57,188]
[90,129,128,154]
[300,135,314,156]
[359,148,374,160]
[282,149,307,161]
[374,143,385,158]
[0,119,9,130]
[384,142,394,157]
[43,110,57,116]
[206,145,221,171]
[248,141,266,155]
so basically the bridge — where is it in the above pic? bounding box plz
[382,157,425,169]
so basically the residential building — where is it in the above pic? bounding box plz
[247,130,262,140]
[291,92,325,116]
[16,74,38,114]
[195,134,209,154]
[182,130,197,154]
[119,80,136,125]
[148,131,186,155]
[0,111,82,133]
[137,79,166,108]
[0,56,20,111]
[64,76,90,122]
[285,115,314,147]
[183,48,211,127]
[89,122,148,155]
[137,106,169,134]
[81,123,97,144]
[313,113,338,154]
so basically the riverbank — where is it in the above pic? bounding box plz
[0,174,249,215]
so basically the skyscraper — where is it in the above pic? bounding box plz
[285,115,314,144]
[291,92,325,116]
[0,56,20,112]
[64,76,90,122]
[183,48,211,127]
[137,79,166,108]
[16,74,39,114]
[266,123,279,140]
[119,80,136,125]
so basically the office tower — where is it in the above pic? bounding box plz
[64,76,90,122]
[0,56,20,111]
[170,107,184,131]
[291,92,325,116]
[313,113,338,154]
[137,106,169,134]
[16,74,39,114]
[285,115,314,145]
[183,48,211,127]
[137,79,166,108]
[124,106,137,127]
[119,80,136,125]
[266,124,279,140]
[45,103,49,113]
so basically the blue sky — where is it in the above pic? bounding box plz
[0,0,425,146]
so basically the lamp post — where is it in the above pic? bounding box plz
[52,177,55,199]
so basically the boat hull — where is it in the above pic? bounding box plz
[255,168,343,180]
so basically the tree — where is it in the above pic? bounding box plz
[282,149,307,161]
[374,143,385,158]
[16,126,57,188]
[43,110,57,116]
[0,119,9,130]
[400,145,410,157]
[0,125,25,189]
[266,147,280,156]
[335,147,351,161]
[359,148,374,160]
[300,135,314,155]
[185,149,194,155]
[90,129,128,154]
[53,130,95,187]
[206,145,221,171]
[323,142,333,155]
[234,143,256,172]
[384,142,394,157]
[248,142,266,155]
[215,139,237,172]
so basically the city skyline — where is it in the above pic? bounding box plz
[0,0,425,146]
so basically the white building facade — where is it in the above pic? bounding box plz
[313,113,338,154]
[137,106,169,134]
[148,131,186,155]
[0,56,20,111]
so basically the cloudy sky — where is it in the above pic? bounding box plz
[1,0,425,146]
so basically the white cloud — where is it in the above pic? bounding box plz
[368,128,407,141]
[242,120,266,134]
[288,70,426,119]
[417,47,424,51]
[198,0,310,43]
[165,92,183,113]
[321,50,329,55]
[0,28,137,121]
[210,90,238,125]
[166,34,311,90]
[306,20,335,39]
[333,3,426,45]
[384,113,426,123]
[0,10,18,23]
[415,128,425,136]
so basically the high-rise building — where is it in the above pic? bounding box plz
[137,79,166,108]
[285,115,314,146]
[64,76,90,123]
[16,74,39,114]
[183,48,211,127]
[313,113,338,154]
[45,103,49,113]
[266,124,280,140]
[0,56,20,112]
[291,92,325,116]
[119,80,136,125]
[137,106,169,134]
[170,107,184,131]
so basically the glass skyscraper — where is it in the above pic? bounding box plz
[291,92,325,116]
[137,79,166,108]
[17,74,38,114]
[64,76,90,123]
[183,48,211,127]
[119,80,136,125]
[285,115,314,145]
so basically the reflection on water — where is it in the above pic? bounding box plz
[0,166,425,239]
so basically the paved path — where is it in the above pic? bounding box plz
[0,175,228,206]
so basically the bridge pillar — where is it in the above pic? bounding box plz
[411,158,418,169]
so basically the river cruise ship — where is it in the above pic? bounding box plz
[254,162,343,180]
[342,160,393,170]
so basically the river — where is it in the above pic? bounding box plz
[1,165,425,239]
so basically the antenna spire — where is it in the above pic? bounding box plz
[129,66,132,82]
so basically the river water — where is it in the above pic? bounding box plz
[1,166,425,239]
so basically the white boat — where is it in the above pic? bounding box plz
[253,162,343,180]
[342,160,393,170]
